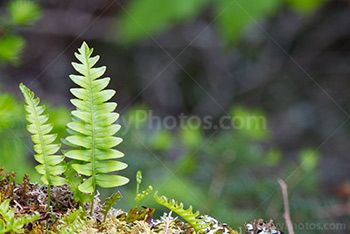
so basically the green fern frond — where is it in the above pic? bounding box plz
[154,191,211,233]
[135,185,153,205]
[134,171,153,206]
[20,83,66,214]
[63,42,129,211]
[19,83,66,187]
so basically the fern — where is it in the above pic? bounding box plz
[101,192,122,221]
[154,192,211,233]
[19,83,66,211]
[63,42,129,214]
[136,186,153,206]
[134,171,153,206]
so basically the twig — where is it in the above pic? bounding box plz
[13,199,23,210]
[278,179,294,234]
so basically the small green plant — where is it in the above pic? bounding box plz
[63,162,92,207]
[63,42,129,214]
[19,83,67,212]
[52,207,86,234]
[135,171,153,207]
[154,191,211,233]
[101,192,122,222]
[0,194,39,233]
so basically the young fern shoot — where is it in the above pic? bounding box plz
[154,192,211,233]
[63,42,129,214]
[19,83,66,211]
[134,171,152,207]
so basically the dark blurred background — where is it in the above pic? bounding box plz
[0,0,349,233]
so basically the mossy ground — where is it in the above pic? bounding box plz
[0,168,284,234]
[0,168,239,233]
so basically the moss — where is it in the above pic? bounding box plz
[0,168,286,234]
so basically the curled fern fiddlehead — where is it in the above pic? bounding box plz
[19,83,66,211]
[154,191,211,233]
[63,42,129,214]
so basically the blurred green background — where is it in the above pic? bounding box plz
[0,0,349,233]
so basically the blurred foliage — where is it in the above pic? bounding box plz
[0,0,41,65]
[286,0,328,13]
[299,148,320,173]
[230,106,269,140]
[215,0,281,44]
[118,0,328,45]
[110,105,328,233]
[151,130,173,151]
[0,91,35,181]
[118,0,208,44]
[0,35,24,65]
[8,0,41,26]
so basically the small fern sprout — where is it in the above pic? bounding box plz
[154,192,211,233]
[135,186,153,207]
[63,42,129,215]
[19,83,66,212]
[101,192,122,222]
[134,171,153,207]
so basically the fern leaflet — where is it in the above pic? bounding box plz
[154,191,211,233]
[135,185,153,206]
[63,42,129,213]
[134,171,152,206]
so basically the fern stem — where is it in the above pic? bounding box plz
[47,185,51,211]
[46,185,51,230]
[90,188,95,216]
[87,53,96,217]
[136,183,139,198]
[29,91,52,213]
